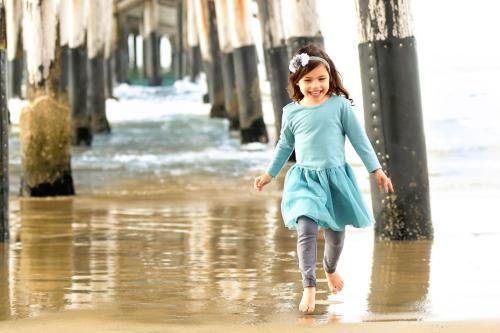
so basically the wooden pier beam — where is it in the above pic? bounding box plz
[285,0,324,55]
[355,0,433,240]
[256,0,290,141]
[186,0,201,82]
[68,0,92,146]
[19,0,75,197]
[227,0,268,143]
[0,2,9,241]
[87,0,111,133]
[214,0,239,130]
[193,0,226,118]
[5,0,22,99]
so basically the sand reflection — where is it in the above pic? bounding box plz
[367,239,432,320]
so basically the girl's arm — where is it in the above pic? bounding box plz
[341,101,394,193]
[340,101,381,173]
[254,111,295,192]
[266,111,295,178]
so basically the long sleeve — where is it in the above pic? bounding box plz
[266,111,295,177]
[341,101,381,173]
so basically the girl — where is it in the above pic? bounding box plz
[253,44,393,314]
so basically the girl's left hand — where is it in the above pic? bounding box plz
[373,169,394,193]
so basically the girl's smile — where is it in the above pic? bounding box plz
[298,64,330,105]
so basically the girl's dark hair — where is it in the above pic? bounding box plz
[287,43,352,104]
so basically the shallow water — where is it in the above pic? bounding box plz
[1,178,500,325]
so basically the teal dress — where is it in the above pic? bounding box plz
[266,95,381,231]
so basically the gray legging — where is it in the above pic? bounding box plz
[297,215,345,288]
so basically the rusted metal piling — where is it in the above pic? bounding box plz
[257,0,290,140]
[194,0,226,118]
[0,3,9,241]
[227,0,267,143]
[87,0,111,133]
[68,0,92,146]
[20,0,75,197]
[143,0,161,85]
[214,0,239,130]
[285,0,324,55]
[5,0,22,99]
[355,0,432,240]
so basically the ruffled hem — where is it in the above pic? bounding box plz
[281,163,374,231]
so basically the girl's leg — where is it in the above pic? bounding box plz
[323,228,345,294]
[297,216,318,313]
[297,216,318,287]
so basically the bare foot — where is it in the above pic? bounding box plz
[325,271,344,294]
[299,287,316,314]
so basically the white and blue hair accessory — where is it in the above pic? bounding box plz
[288,53,331,73]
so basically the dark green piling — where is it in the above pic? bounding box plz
[143,1,162,85]
[194,0,226,118]
[256,0,290,141]
[20,1,75,197]
[87,2,111,134]
[115,14,129,84]
[68,45,92,146]
[285,0,324,56]
[7,48,22,99]
[214,0,239,130]
[356,0,433,240]
[228,0,267,143]
[59,44,69,97]
[0,7,9,241]
[88,56,110,133]
[186,0,201,82]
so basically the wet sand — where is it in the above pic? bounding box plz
[0,311,500,333]
[1,172,500,330]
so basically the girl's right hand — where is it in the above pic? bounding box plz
[254,173,272,192]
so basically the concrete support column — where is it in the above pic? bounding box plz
[68,0,92,146]
[256,0,290,141]
[186,0,201,82]
[20,0,75,197]
[355,0,432,240]
[0,3,9,241]
[87,0,111,134]
[193,0,226,118]
[227,0,268,143]
[143,0,162,86]
[284,0,324,56]
[5,0,23,99]
[214,0,239,130]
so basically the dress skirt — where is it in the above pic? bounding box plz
[281,163,375,231]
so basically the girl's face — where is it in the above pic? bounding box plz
[297,64,330,103]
